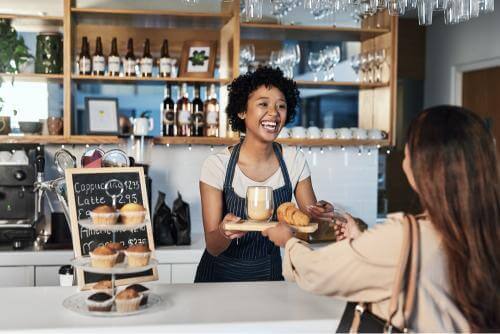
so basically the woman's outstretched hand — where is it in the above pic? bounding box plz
[334,213,363,241]
[262,222,294,247]
[306,200,335,222]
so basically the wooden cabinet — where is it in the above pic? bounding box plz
[0,1,397,146]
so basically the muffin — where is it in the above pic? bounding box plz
[126,284,150,306]
[106,242,126,263]
[90,205,118,225]
[115,288,142,313]
[86,292,114,312]
[124,243,151,267]
[120,203,147,225]
[91,280,113,294]
[89,245,118,268]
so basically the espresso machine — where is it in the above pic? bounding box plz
[0,144,43,249]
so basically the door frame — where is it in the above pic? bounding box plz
[451,57,500,106]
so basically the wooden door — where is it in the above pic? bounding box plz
[462,66,500,156]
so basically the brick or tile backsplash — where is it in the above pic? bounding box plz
[45,144,379,233]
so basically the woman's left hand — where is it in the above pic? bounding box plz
[306,200,335,223]
[262,223,294,247]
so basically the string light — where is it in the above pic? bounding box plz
[367,148,372,156]
[36,146,41,151]
[341,146,345,151]
[210,145,214,152]
[308,147,312,154]
[320,147,324,154]
[299,146,303,152]
[188,144,192,151]
[386,148,391,155]
[85,144,89,148]
[357,147,362,156]
[377,144,381,149]
[61,145,65,149]
[166,143,170,148]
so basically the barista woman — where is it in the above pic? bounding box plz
[194,67,334,282]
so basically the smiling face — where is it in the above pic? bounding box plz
[240,85,288,142]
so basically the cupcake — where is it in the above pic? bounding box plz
[91,280,113,295]
[86,292,114,312]
[90,205,118,225]
[115,288,142,313]
[106,242,126,263]
[89,245,118,268]
[120,203,146,225]
[126,284,150,306]
[124,243,151,267]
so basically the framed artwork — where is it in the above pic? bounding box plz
[179,40,217,78]
[84,97,120,135]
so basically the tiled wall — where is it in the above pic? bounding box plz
[45,143,378,233]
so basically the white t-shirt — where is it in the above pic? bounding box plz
[200,145,311,198]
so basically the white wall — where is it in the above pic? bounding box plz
[44,143,379,233]
[424,0,500,107]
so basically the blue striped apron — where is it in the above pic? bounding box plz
[194,142,293,282]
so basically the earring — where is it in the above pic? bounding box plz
[238,113,246,120]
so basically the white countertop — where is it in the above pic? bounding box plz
[0,234,205,266]
[0,281,346,333]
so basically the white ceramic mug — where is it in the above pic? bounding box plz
[351,128,368,140]
[307,126,321,139]
[291,126,307,139]
[367,129,387,140]
[133,117,154,136]
[336,128,352,139]
[321,128,336,139]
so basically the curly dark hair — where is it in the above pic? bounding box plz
[226,66,300,133]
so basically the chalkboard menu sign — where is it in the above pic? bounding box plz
[65,167,158,289]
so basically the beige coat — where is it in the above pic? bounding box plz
[283,213,470,333]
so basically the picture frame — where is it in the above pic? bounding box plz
[179,40,217,78]
[84,97,120,135]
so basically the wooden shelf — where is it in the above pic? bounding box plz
[0,73,64,81]
[0,13,63,22]
[71,75,230,85]
[295,80,389,89]
[71,7,231,19]
[153,137,389,147]
[0,135,122,145]
[241,22,390,41]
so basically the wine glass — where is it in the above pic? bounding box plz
[308,51,324,82]
[323,45,340,81]
[246,186,274,222]
[374,49,386,82]
[350,54,361,82]
[244,0,263,21]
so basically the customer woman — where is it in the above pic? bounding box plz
[263,106,500,332]
[194,67,334,282]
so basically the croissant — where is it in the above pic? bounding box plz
[277,202,310,227]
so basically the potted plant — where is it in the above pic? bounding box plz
[0,19,33,135]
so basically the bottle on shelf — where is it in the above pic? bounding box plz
[177,83,192,137]
[78,36,91,75]
[159,39,172,78]
[162,84,176,136]
[108,37,120,77]
[140,38,153,77]
[124,38,136,76]
[204,84,219,137]
[192,84,205,137]
[92,36,105,76]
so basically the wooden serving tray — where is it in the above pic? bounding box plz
[224,220,318,233]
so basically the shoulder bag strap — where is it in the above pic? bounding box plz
[385,214,420,332]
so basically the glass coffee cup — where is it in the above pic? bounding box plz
[246,186,274,222]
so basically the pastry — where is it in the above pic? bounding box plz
[126,284,150,306]
[106,242,126,263]
[89,245,118,268]
[86,292,114,312]
[91,280,113,294]
[90,205,118,225]
[120,203,146,225]
[277,202,295,222]
[277,202,311,227]
[115,288,142,312]
[125,243,151,267]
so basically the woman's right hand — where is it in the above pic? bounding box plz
[334,213,363,241]
[219,213,246,240]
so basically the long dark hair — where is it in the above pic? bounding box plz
[407,106,500,332]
